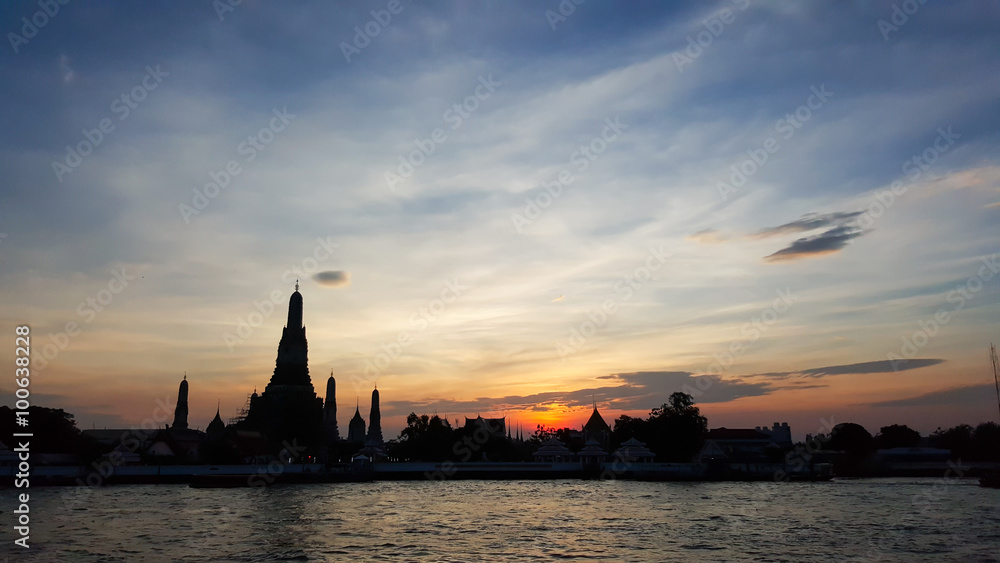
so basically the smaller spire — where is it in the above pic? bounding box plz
[183,372,186,381]
[295,279,299,291]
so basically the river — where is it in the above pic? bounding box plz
[2,478,999,561]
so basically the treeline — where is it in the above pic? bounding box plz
[7,402,999,465]
[387,413,527,462]
[818,421,1000,462]
[0,406,99,457]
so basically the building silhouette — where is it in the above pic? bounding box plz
[348,401,366,444]
[239,284,323,448]
[464,416,506,437]
[367,386,383,444]
[206,405,226,441]
[583,405,611,448]
[323,371,340,441]
[172,375,189,430]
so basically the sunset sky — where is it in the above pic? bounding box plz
[1,1,999,440]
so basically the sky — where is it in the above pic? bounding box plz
[1,1,999,441]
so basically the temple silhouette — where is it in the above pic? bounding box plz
[238,282,325,447]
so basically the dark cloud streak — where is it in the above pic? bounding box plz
[763,225,865,262]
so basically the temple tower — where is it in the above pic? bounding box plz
[242,283,324,447]
[268,283,311,386]
[367,386,383,444]
[172,374,189,430]
[348,401,366,444]
[323,371,340,441]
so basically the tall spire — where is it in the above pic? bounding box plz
[172,374,189,430]
[348,398,366,443]
[207,401,226,439]
[323,370,339,441]
[367,386,383,444]
[268,286,310,386]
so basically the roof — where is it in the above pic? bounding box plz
[83,429,157,444]
[534,437,572,455]
[584,408,611,434]
[615,438,654,459]
[707,428,771,441]
[147,441,176,457]
[578,438,607,457]
[207,409,226,434]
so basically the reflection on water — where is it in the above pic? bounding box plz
[4,478,1000,561]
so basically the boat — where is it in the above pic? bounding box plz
[979,343,1000,489]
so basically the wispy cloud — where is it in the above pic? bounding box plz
[384,370,775,417]
[763,225,865,262]
[687,228,729,244]
[747,359,945,380]
[866,383,993,407]
[752,211,863,238]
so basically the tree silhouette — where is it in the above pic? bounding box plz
[611,392,706,462]
[646,392,707,462]
[0,406,94,455]
[825,423,874,459]
[874,424,921,449]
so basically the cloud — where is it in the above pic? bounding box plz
[552,295,565,302]
[313,270,350,288]
[866,384,994,407]
[382,370,776,418]
[687,228,729,244]
[752,211,863,238]
[763,225,865,262]
[747,359,945,379]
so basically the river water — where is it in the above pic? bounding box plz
[2,478,999,561]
